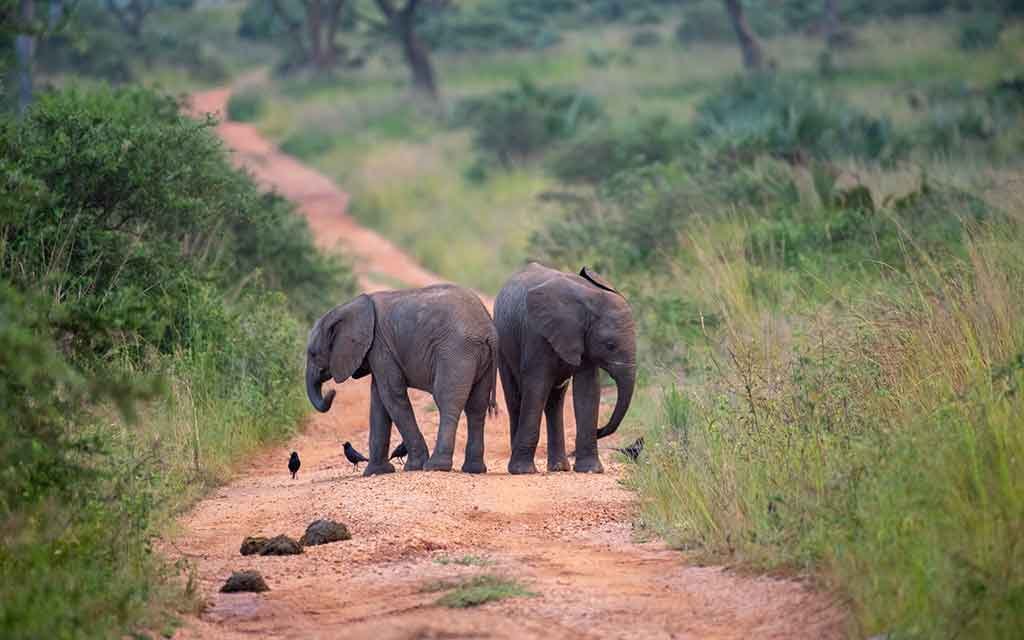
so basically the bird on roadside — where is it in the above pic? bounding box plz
[288,451,301,479]
[389,441,408,463]
[343,441,369,469]
[614,437,645,462]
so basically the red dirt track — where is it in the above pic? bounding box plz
[168,88,846,640]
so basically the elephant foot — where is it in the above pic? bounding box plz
[461,459,487,474]
[404,453,428,471]
[508,456,538,475]
[573,455,604,474]
[362,461,396,477]
[424,454,454,472]
[547,456,571,472]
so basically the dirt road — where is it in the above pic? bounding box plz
[170,88,845,639]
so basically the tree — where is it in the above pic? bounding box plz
[269,0,350,70]
[11,0,66,113]
[372,0,438,99]
[104,0,191,38]
[722,0,764,71]
[823,0,840,47]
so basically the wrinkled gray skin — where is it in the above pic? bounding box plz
[494,263,637,475]
[306,285,498,476]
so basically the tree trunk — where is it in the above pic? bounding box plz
[15,0,35,115]
[823,0,840,48]
[397,12,437,99]
[722,0,765,71]
[306,0,326,68]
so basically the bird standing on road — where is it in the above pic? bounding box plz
[343,442,369,469]
[614,437,645,461]
[288,451,301,479]
[389,441,407,463]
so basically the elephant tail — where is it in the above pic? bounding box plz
[486,335,499,417]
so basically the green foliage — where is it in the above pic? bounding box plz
[675,0,787,45]
[455,79,604,164]
[39,0,230,85]
[547,114,693,185]
[959,12,1005,50]
[423,574,535,608]
[629,29,662,48]
[633,233,1024,637]
[227,88,265,122]
[281,127,336,160]
[694,74,907,164]
[0,85,353,638]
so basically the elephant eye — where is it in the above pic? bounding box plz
[604,340,617,351]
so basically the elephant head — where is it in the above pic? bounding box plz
[305,294,375,413]
[526,267,637,439]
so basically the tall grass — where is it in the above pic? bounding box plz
[632,226,1024,637]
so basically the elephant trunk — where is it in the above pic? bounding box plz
[596,363,635,439]
[306,359,336,413]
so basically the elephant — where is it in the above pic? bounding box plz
[494,263,637,475]
[305,284,498,476]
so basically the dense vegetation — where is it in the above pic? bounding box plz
[0,86,354,637]
[5,0,1024,638]
[238,5,1024,638]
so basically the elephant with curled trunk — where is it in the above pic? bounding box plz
[494,263,637,474]
[305,284,498,476]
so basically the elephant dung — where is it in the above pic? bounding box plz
[299,519,351,546]
[220,570,269,593]
[240,536,270,556]
[259,534,304,555]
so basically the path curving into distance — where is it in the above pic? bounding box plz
[169,86,846,640]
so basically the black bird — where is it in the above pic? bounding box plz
[343,441,369,469]
[288,451,301,479]
[389,441,408,463]
[613,437,645,462]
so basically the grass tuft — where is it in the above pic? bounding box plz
[422,574,535,608]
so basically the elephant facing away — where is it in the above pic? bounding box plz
[494,263,637,475]
[305,284,498,476]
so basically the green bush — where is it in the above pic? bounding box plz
[547,114,694,184]
[227,89,265,122]
[630,29,663,48]
[281,127,336,160]
[455,79,604,164]
[695,74,907,163]
[958,12,1005,50]
[0,85,354,638]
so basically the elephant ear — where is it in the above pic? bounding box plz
[327,295,375,383]
[579,266,620,295]
[527,278,586,367]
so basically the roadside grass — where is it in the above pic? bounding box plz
[630,225,1024,637]
[434,554,494,567]
[422,575,535,608]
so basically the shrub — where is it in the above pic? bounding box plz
[227,89,265,122]
[0,85,354,638]
[547,114,694,184]
[694,73,907,163]
[958,12,1004,50]
[630,29,663,48]
[281,127,336,160]
[454,79,604,164]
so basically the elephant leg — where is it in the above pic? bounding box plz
[461,377,491,474]
[377,382,430,471]
[509,373,552,475]
[544,380,571,472]
[572,367,604,474]
[425,365,473,472]
[363,379,396,477]
[498,354,520,450]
